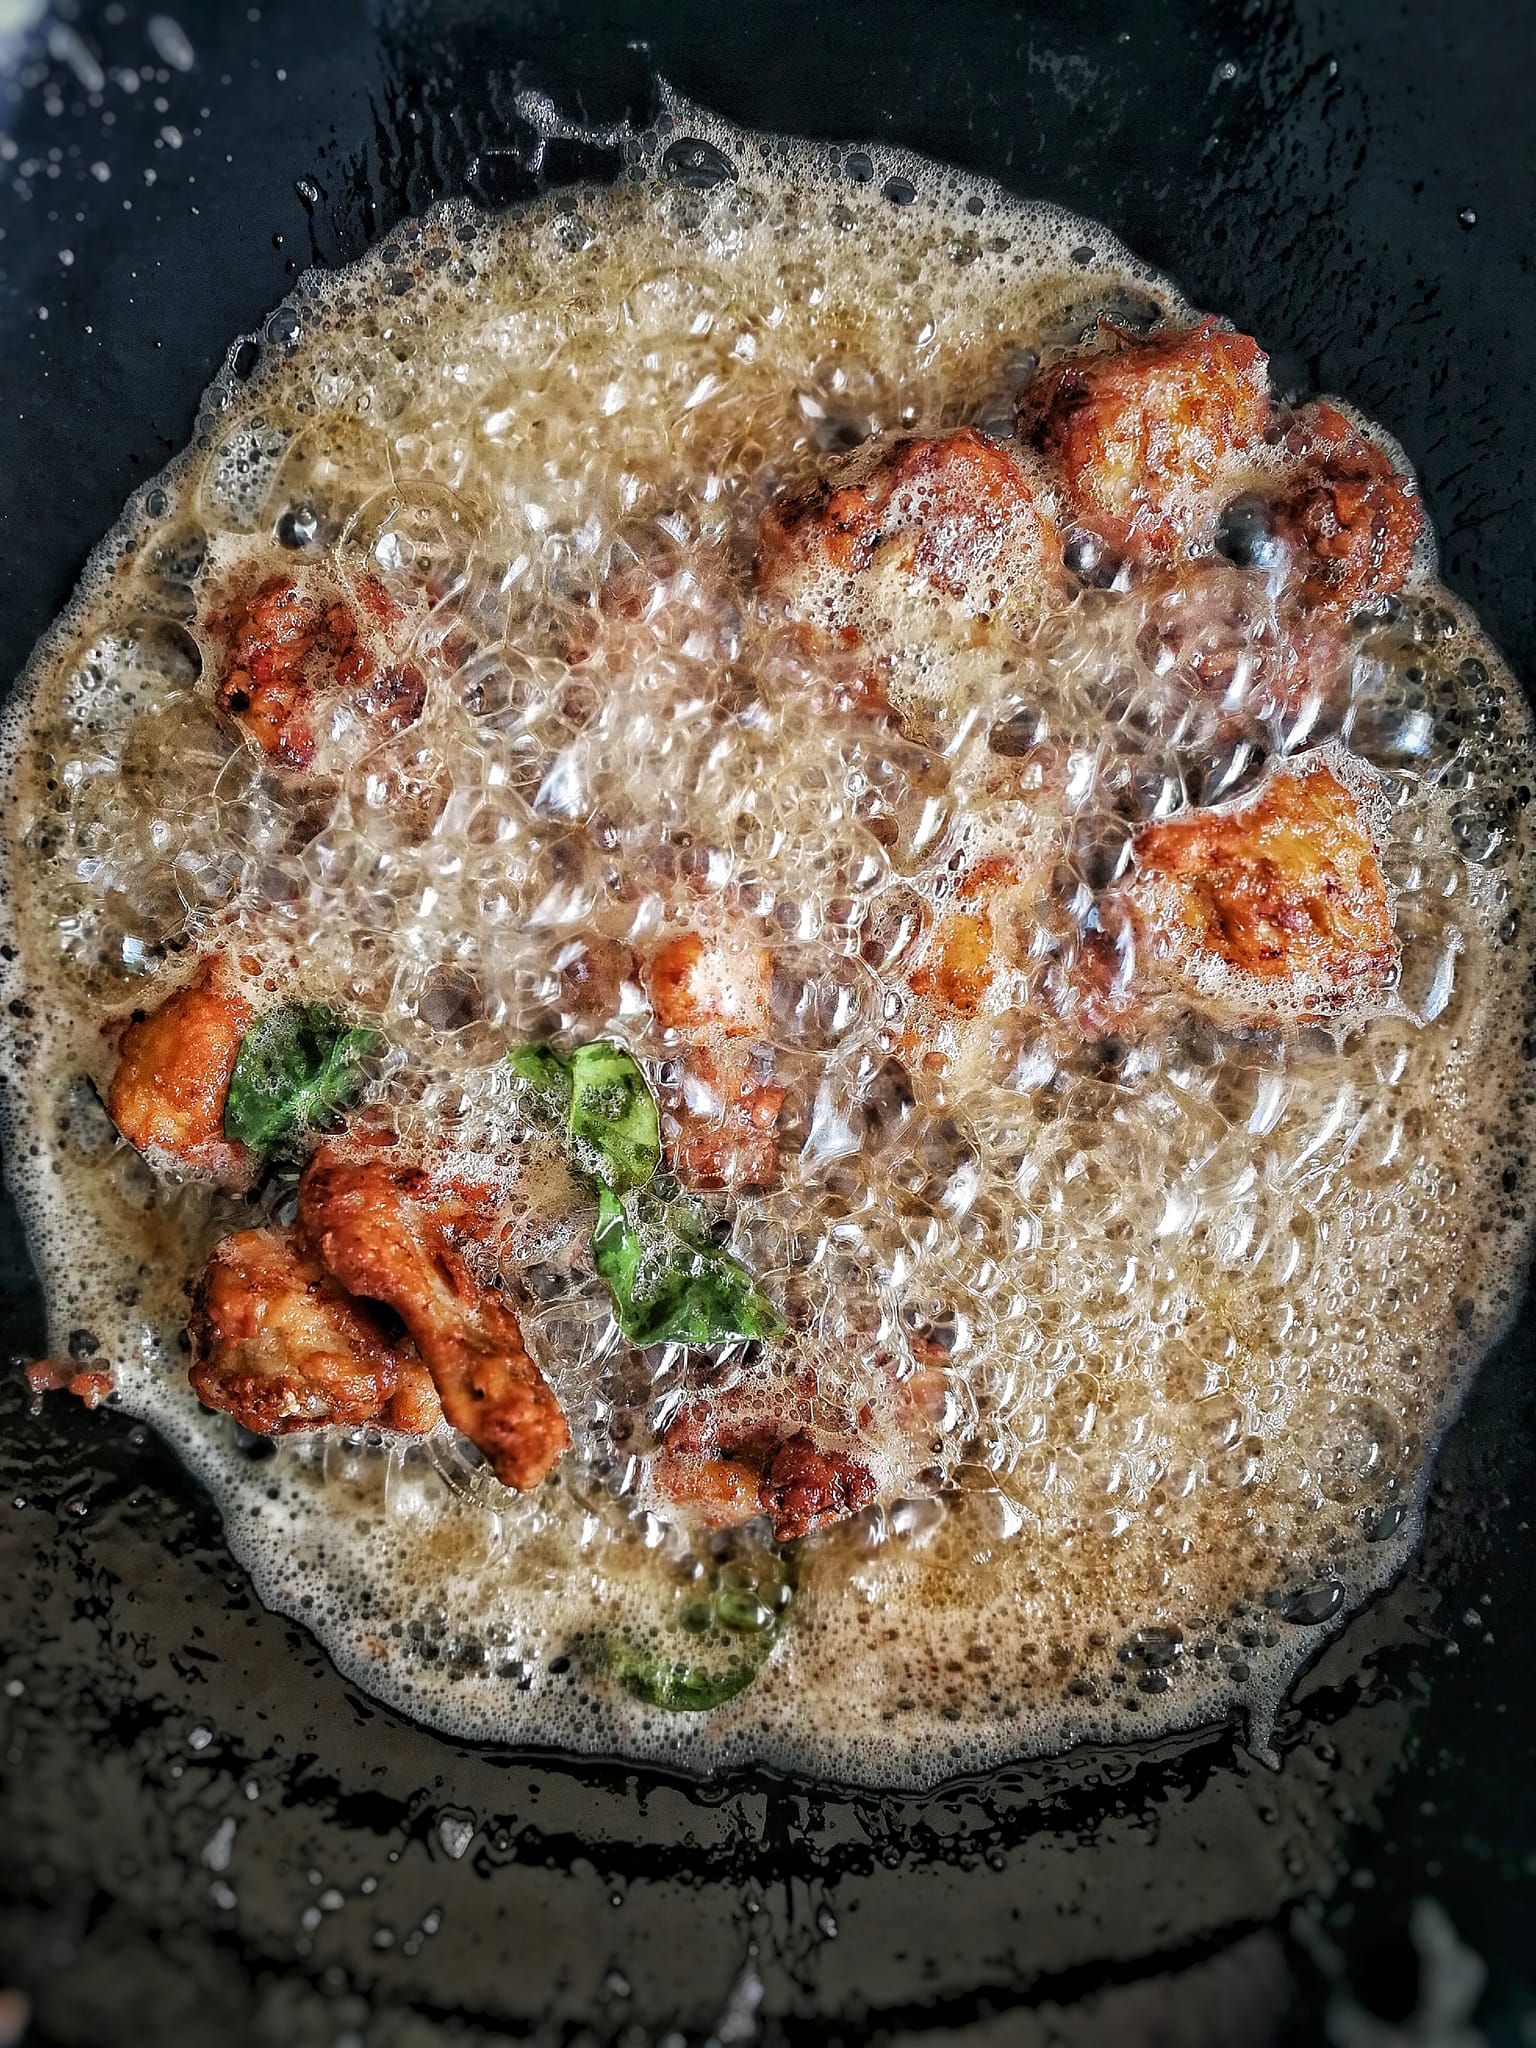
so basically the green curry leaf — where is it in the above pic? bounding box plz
[225,1005,380,1159]
[604,1549,794,1712]
[608,1640,766,1713]
[509,1038,660,1194]
[506,1041,574,1126]
[566,1040,662,1193]
[511,1036,782,1347]
[591,1185,786,1348]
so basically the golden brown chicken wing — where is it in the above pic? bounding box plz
[1123,759,1398,1022]
[1273,400,1423,613]
[1017,319,1270,561]
[106,954,257,1188]
[188,1223,442,1436]
[756,427,1063,642]
[210,569,426,769]
[297,1144,570,1491]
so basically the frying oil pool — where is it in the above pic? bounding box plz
[0,96,1532,1786]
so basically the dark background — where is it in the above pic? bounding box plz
[1,2,1534,2042]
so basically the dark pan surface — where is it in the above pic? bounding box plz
[1,3,1534,2041]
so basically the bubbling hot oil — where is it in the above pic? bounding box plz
[1,97,1533,1786]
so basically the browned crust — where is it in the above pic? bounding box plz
[1124,761,1398,1019]
[188,1223,441,1436]
[757,426,1063,630]
[298,1145,569,1490]
[106,954,257,1189]
[209,570,425,768]
[1273,400,1422,613]
[1016,319,1270,559]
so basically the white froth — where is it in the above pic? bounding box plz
[0,94,1532,1787]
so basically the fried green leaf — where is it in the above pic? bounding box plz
[603,1548,794,1712]
[607,1640,766,1712]
[566,1040,661,1192]
[506,1041,574,1125]
[591,1185,786,1347]
[511,1035,781,1346]
[509,1038,660,1193]
[224,1004,380,1158]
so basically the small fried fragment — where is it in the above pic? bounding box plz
[298,1144,569,1490]
[758,1431,880,1542]
[24,1359,115,1409]
[188,1224,441,1436]
[757,427,1063,640]
[645,931,774,1039]
[1123,759,1398,1022]
[558,934,637,1026]
[1273,400,1422,613]
[668,1046,787,1195]
[210,570,426,768]
[106,954,257,1188]
[1017,319,1270,560]
[906,855,1041,1022]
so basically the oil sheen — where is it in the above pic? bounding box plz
[2,96,1532,1786]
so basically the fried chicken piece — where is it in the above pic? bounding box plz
[668,1046,787,1195]
[651,1393,784,1534]
[757,427,1063,641]
[1123,759,1398,1022]
[758,1431,879,1542]
[655,1404,877,1543]
[650,1357,946,1541]
[298,1144,569,1490]
[1273,400,1422,613]
[1017,319,1270,560]
[188,1224,441,1436]
[106,955,257,1189]
[645,932,785,1193]
[645,931,774,1039]
[210,570,426,769]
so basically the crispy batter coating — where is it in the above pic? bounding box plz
[211,570,426,768]
[1124,760,1398,1021]
[188,1224,441,1436]
[757,427,1063,637]
[106,955,257,1188]
[298,1144,570,1490]
[1273,401,1422,613]
[1017,319,1270,560]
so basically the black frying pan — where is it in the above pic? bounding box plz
[3,3,1535,2042]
